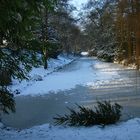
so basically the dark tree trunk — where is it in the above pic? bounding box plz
[0,31,3,45]
[42,8,48,69]
[44,49,48,69]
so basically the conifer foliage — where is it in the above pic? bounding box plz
[54,101,122,126]
[0,0,57,115]
[0,87,15,115]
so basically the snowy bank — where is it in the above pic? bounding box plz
[1,118,140,140]
[10,57,120,96]
[10,54,77,96]
[81,51,89,56]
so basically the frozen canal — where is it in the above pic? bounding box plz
[2,57,140,129]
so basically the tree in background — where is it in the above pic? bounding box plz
[115,0,140,68]
[50,0,83,55]
[82,0,117,62]
[82,0,140,66]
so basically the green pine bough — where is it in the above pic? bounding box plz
[54,101,122,126]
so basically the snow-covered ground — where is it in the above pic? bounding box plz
[10,54,77,96]
[1,118,140,140]
[2,56,140,140]
[81,51,89,56]
[10,57,121,96]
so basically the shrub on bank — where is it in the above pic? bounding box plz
[97,52,114,62]
[54,101,122,126]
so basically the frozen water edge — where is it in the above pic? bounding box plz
[10,54,77,96]
[10,57,121,96]
[1,118,140,140]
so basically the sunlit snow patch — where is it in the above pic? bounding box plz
[1,118,140,140]
[81,52,89,56]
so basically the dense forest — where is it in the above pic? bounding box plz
[82,0,140,67]
[0,0,140,115]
